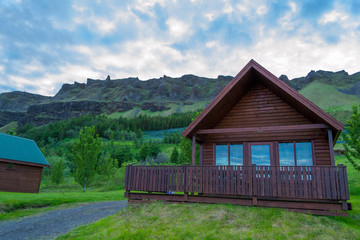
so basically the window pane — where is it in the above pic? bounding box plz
[230,144,243,165]
[216,145,228,165]
[296,142,313,166]
[279,143,295,166]
[251,145,270,165]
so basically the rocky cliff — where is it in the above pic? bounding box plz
[1,70,360,128]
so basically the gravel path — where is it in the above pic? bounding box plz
[0,201,128,240]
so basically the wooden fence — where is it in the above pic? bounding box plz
[125,164,349,202]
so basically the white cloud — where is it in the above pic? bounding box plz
[166,18,190,39]
[256,5,268,16]
[319,10,348,24]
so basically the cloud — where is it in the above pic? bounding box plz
[0,0,360,96]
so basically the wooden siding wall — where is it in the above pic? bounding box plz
[0,162,43,193]
[200,83,331,166]
[314,138,331,166]
[202,143,214,165]
[215,84,311,128]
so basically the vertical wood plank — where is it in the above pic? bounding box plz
[327,129,335,166]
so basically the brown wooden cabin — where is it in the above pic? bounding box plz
[125,60,350,215]
[0,133,49,193]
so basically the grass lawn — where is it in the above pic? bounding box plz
[0,190,125,221]
[58,156,360,239]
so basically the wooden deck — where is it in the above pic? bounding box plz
[124,164,351,216]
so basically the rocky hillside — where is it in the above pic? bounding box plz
[0,70,360,128]
[0,75,233,127]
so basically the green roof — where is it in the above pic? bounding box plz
[0,133,49,166]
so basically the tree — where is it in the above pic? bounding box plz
[170,147,179,164]
[343,104,360,172]
[72,126,102,191]
[50,158,64,186]
[8,128,16,136]
[98,154,118,180]
[139,143,150,161]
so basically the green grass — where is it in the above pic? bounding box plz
[57,155,360,239]
[0,190,125,221]
[58,202,359,240]
[0,121,18,133]
[107,101,206,119]
[299,82,360,123]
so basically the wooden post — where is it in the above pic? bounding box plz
[124,164,132,198]
[251,164,257,205]
[192,135,196,166]
[184,164,188,201]
[200,145,203,166]
[328,129,335,166]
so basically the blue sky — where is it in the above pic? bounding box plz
[0,0,359,96]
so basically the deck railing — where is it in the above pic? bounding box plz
[125,164,349,201]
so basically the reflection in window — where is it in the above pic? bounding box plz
[251,145,271,165]
[216,145,228,165]
[296,142,313,166]
[230,144,243,165]
[279,143,295,166]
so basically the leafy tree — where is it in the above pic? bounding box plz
[50,158,64,186]
[170,147,179,164]
[112,145,133,167]
[148,141,161,158]
[139,143,150,161]
[8,128,16,136]
[72,126,102,192]
[98,154,118,180]
[343,104,360,172]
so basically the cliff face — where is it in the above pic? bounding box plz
[0,74,233,126]
[0,70,359,128]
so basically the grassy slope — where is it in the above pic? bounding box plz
[0,121,18,133]
[299,82,360,123]
[58,155,360,240]
[107,101,207,119]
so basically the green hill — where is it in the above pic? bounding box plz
[299,82,360,123]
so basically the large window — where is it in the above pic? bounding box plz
[279,142,313,166]
[230,145,243,165]
[250,144,271,166]
[216,144,243,166]
[279,143,295,166]
[296,142,313,166]
[216,145,228,165]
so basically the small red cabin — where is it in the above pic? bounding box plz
[125,60,350,215]
[0,133,49,193]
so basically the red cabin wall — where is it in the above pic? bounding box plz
[0,161,43,193]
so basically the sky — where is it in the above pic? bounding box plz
[0,0,359,96]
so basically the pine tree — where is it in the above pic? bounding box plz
[170,147,179,164]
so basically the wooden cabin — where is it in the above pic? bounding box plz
[0,133,49,193]
[183,59,343,168]
[124,60,350,215]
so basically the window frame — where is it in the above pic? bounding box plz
[278,141,315,166]
[214,143,244,166]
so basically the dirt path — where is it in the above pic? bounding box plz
[0,201,128,240]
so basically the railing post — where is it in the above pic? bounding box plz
[251,164,257,205]
[184,164,189,201]
[338,164,348,210]
[124,164,132,198]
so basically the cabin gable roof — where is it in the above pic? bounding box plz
[182,59,344,141]
[0,133,49,167]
